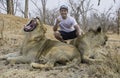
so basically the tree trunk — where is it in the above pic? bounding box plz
[6,0,14,15]
[41,0,47,24]
[117,9,120,35]
[24,0,29,18]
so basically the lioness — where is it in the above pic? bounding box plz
[70,27,108,64]
[0,17,81,68]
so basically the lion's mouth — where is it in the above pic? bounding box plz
[24,19,37,32]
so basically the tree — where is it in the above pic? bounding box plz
[0,0,20,15]
[17,0,29,18]
[87,6,114,33]
[45,8,59,25]
[117,8,120,34]
[31,0,47,23]
[68,0,93,30]
[6,0,14,15]
[0,0,7,12]
[41,0,47,24]
[24,0,29,18]
[31,0,43,18]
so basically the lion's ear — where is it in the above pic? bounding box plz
[43,27,47,33]
[96,26,102,33]
[36,17,40,20]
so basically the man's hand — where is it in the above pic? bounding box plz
[56,18,61,25]
[76,29,84,36]
[74,25,84,36]
[53,18,61,32]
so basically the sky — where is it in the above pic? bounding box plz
[0,0,120,17]
[45,0,120,12]
[28,0,120,17]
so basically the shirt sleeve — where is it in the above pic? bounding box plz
[72,17,78,26]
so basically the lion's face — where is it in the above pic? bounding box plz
[24,17,46,33]
[88,27,108,46]
[23,17,47,41]
[24,18,38,32]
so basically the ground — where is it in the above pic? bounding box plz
[0,14,120,78]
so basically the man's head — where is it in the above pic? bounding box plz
[60,5,68,19]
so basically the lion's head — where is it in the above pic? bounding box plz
[23,17,47,41]
[87,27,108,46]
[71,26,108,49]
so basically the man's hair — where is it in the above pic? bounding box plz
[60,5,68,11]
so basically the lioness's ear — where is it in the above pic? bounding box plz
[36,17,40,20]
[43,27,47,33]
[96,26,102,33]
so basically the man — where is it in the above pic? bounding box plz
[53,5,83,43]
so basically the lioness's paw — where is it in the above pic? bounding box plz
[30,62,42,69]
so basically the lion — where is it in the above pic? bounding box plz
[0,17,81,68]
[70,27,108,64]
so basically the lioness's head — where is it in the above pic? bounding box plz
[87,27,108,46]
[71,27,108,49]
[74,27,107,47]
[24,17,46,33]
[24,17,47,41]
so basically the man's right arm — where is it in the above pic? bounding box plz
[53,24,59,32]
[53,18,61,32]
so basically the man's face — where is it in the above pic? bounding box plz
[60,9,68,19]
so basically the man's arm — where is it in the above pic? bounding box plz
[71,17,83,36]
[74,25,83,36]
[53,18,61,32]
[53,24,59,32]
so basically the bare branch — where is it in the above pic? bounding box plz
[31,0,41,12]
[0,0,7,11]
[14,0,19,15]
[41,0,47,23]
[98,0,115,6]
[98,0,100,6]
[105,6,113,15]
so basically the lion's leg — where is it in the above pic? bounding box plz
[0,52,20,60]
[7,55,31,64]
[91,59,103,64]
[83,56,102,64]
[31,56,81,69]
[31,59,55,69]
[54,57,81,70]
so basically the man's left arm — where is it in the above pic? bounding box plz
[72,17,83,36]
[74,25,83,36]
